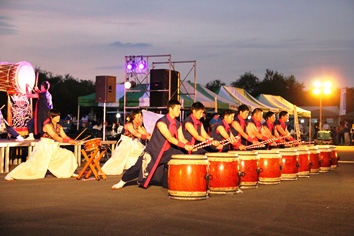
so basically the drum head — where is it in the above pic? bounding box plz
[16,61,35,94]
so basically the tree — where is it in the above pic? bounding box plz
[230,72,260,96]
[205,79,225,93]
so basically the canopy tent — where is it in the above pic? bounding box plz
[77,93,97,107]
[180,81,238,111]
[217,86,279,112]
[257,94,311,118]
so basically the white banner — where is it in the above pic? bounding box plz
[339,88,346,115]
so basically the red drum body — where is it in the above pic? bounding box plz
[230,151,259,189]
[308,146,320,174]
[206,153,239,194]
[168,155,209,200]
[84,138,102,152]
[278,149,298,180]
[317,145,331,172]
[329,145,338,169]
[0,61,35,94]
[296,147,311,177]
[257,150,282,185]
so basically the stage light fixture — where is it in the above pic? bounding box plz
[137,58,147,70]
[124,80,136,89]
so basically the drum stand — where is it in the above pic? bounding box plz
[76,146,107,181]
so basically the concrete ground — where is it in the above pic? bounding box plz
[0,146,353,236]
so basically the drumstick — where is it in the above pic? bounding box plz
[74,128,87,141]
[0,104,4,110]
[192,138,213,149]
[81,135,91,141]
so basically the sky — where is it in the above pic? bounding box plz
[1,0,354,91]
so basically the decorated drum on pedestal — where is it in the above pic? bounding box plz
[229,151,259,189]
[206,152,239,194]
[296,147,311,177]
[84,138,102,152]
[308,146,320,174]
[316,145,331,172]
[329,145,338,169]
[257,150,282,185]
[278,148,299,180]
[168,154,209,200]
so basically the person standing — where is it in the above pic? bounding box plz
[26,81,53,139]
[111,100,193,190]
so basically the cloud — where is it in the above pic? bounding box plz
[0,16,17,35]
[110,41,152,48]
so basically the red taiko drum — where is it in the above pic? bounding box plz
[206,152,239,194]
[296,147,311,177]
[257,150,282,185]
[168,154,209,200]
[308,146,320,174]
[329,145,338,169]
[278,148,299,180]
[84,138,102,152]
[229,151,259,189]
[316,145,331,172]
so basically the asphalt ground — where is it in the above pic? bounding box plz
[0,146,353,236]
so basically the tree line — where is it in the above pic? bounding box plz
[0,68,352,120]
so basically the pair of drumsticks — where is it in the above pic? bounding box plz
[74,128,91,143]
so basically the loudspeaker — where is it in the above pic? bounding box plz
[95,75,116,103]
[150,69,180,107]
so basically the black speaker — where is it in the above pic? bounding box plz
[150,69,180,107]
[95,75,116,103]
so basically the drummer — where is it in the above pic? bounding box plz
[5,109,78,181]
[182,102,220,154]
[26,81,53,140]
[231,104,258,146]
[123,109,151,143]
[111,99,193,190]
[274,111,295,144]
[209,109,245,152]
[246,108,272,149]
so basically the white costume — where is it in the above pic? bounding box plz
[5,138,78,180]
[101,135,145,175]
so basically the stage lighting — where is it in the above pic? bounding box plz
[124,80,136,89]
[137,59,147,70]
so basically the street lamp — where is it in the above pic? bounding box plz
[313,81,331,131]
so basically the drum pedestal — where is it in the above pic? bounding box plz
[168,155,209,200]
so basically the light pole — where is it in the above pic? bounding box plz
[313,81,331,131]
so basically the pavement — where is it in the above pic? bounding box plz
[0,146,353,236]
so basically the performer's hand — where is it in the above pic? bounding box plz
[216,144,223,150]
[238,144,246,151]
[69,140,78,145]
[184,144,194,151]
[212,140,220,147]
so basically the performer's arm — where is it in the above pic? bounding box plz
[25,84,39,99]
[185,122,206,142]
[157,122,193,151]
[231,121,257,144]
[246,123,266,141]
[125,123,150,140]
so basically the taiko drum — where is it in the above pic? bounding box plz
[168,154,209,200]
[257,150,282,185]
[296,147,311,177]
[84,138,102,152]
[316,145,331,172]
[308,146,320,174]
[329,145,338,169]
[229,151,259,189]
[206,152,239,194]
[278,148,299,180]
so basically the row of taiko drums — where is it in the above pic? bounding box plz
[167,145,339,200]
